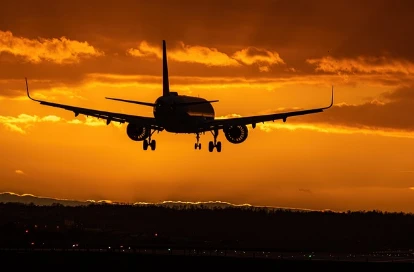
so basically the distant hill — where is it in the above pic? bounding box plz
[0,192,86,206]
[0,192,323,212]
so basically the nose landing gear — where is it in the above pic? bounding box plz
[194,133,201,150]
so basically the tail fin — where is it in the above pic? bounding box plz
[162,40,170,96]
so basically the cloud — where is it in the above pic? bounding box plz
[216,114,243,119]
[67,117,123,128]
[2,1,414,68]
[288,86,414,132]
[126,41,161,58]
[127,41,240,67]
[41,115,61,122]
[0,113,123,134]
[0,114,62,134]
[410,187,414,191]
[172,42,241,67]
[256,122,414,139]
[0,30,104,64]
[232,47,285,72]
[15,170,25,175]
[5,71,409,103]
[206,85,409,138]
[307,56,414,75]
[85,73,374,93]
[382,86,414,101]
[127,41,286,71]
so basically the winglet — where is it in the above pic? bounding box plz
[325,85,334,109]
[25,77,36,101]
[330,85,334,107]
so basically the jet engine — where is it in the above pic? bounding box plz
[126,123,149,141]
[224,124,248,144]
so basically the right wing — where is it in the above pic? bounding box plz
[201,87,334,131]
[25,78,162,130]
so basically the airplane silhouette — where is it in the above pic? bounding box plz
[26,40,334,152]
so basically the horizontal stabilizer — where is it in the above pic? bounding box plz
[105,97,155,107]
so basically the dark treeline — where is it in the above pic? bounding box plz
[0,202,413,253]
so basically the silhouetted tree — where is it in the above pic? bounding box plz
[0,202,413,252]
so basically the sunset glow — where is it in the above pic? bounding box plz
[1,0,414,212]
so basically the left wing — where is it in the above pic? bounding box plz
[201,87,334,131]
[25,78,162,130]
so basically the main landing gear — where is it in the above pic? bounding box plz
[208,129,221,153]
[194,133,201,150]
[143,129,156,151]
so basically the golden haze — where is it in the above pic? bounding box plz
[1,0,414,212]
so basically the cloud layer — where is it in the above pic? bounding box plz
[0,30,104,64]
[289,86,414,133]
[0,114,61,134]
[127,41,285,71]
[0,114,121,134]
[307,56,414,75]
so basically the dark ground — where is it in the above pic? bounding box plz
[0,202,413,269]
[0,250,412,271]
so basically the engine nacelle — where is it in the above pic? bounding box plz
[224,124,248,144]
[126,123,149,141]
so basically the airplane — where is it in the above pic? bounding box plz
[25,40,334,153]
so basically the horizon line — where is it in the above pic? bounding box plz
[0,191,335,213]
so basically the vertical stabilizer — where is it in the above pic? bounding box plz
[162,40,170,96]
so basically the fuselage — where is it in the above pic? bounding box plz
[153,92,215,133]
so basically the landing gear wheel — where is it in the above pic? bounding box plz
[143,128,157,151]
[194,143,198,149]
[150,140,156,151]
[208,141,214,152]
[209,129,222,152]
[216,141,222,152]
[198,143,201,150]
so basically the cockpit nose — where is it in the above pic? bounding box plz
[156,99,169,108]
[154,98,174,115]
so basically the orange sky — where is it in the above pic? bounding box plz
[1,0,414,212]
